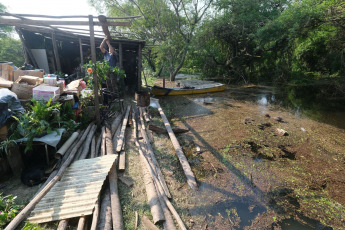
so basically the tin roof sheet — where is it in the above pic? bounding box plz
[28,154,117,223]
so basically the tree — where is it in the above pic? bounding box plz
[0,37,25,66]
[89,0,213,81]
[0,2,12,38]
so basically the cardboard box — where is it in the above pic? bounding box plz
[13,70,44,82]
[0,63,14,81]
[44,76,57,85]
[11,76,41,99]
[0,77,13,88]
[33,84,60,102]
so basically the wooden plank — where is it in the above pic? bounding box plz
[15,28,38,67]
[90,198,100,230]
[89,15,101,127]
[0,18,131,26]
[106,125,124,230]
[116,106,131,152]
[155,100,198,190]
[118,151,126,171]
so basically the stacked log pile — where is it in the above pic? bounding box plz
[5,99,195,230]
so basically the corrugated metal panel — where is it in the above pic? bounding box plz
[28,154,117,223]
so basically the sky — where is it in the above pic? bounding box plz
[2,0,100,16]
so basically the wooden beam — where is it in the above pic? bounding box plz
[52,32,62,72]
[15,28,38,67]
[0,13,141,19]
[89,15,101,127]
[119,43,123,70]
[138,44,142,90]
[79,38,84,67]
[0,18,131,26]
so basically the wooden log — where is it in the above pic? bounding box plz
[57,219,69,230]
[95,132,102,157]
[116,105,131,152]
[97,187,112,230]
[139,146,165,224]
[111,113,124,136]
[142,216,160,230]
[5,123,93,230]
[113,124,122,148]
[137,116,171,199]
[140,107,151,123]
[52,32,62,72]
[135,211,138,230]
[137,142,185,230]
[106,125,124,230]
[0,13,141,19]
[90,136,96,158]
[77,215,88,230]
[98,15,112,40]
[159,194,176,230]
[148,124,189,135]
[79,125,97,159]
[55,132,79,159]
[155,100,198,190]
[90,198,100,230]
[74,144,84,160]
[101,126,106,156]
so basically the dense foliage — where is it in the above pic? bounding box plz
[0,2,25,66]
[0,194,22,228]
[89,0,344,86]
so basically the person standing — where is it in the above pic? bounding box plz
[100,37,118,67]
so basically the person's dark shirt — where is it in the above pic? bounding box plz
[104,50,118,67]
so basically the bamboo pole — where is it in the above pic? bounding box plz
[97,187,112,230]
[79,125,97,159]
[101,126,106,156]
[111,113,124,136]
[116,105,131,152]
[137,113,171,199]
[55,132,79,159]
[154,100,198,190]
[140,146,165,224]
[5,123,93,230]
[95,132,102,157]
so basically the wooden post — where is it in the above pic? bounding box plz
[52,32,62,72]
[16,28,38,67]
[79,38,84,67]
[138,44,142,90]
[119,43,123,70]
[89,15,101,127]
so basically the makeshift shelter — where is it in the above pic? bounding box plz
[0,13,145,91]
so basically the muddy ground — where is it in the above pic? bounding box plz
[1,81,345,229]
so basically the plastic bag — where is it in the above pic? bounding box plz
[0,88,25,126]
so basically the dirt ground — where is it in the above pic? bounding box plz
[1,80,345,229]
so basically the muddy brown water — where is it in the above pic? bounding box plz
[156,85,345,229]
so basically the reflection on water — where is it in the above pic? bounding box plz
[253,85,345,130]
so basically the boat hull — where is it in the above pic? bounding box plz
[152,84,226,96]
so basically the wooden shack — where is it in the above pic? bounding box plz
[0,13,145,91]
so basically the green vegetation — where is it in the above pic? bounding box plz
[0,193,22,228]
[13,99,78,152]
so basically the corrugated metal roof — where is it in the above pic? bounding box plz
[28,154,117,223]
